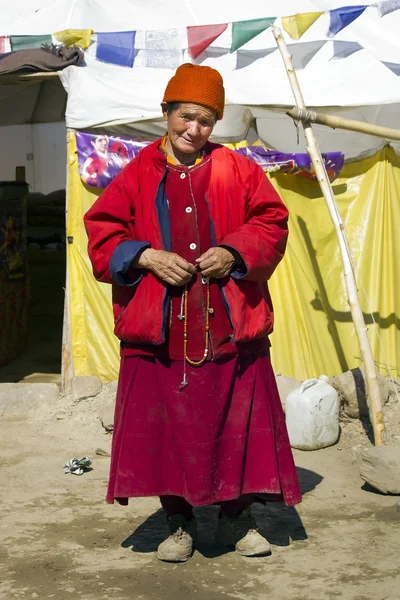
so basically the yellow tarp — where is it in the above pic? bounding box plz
[67,131,400,381]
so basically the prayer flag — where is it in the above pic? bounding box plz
[290,41,326,70]
[10,35,53,51]
[187,23,228,58]
[143,29,184,69]
[331,40,362,59]
[54,29,93,50]
[96,31,136,67]
[282,12,323,40]
[231,17,276,53]
[328,6,368,37]
[376,0,400,17]
[0,36,9,54]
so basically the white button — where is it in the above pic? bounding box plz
[180,173,186,179]
[202,277,208,285]
[189,243,197,250]
[185,207,192,213]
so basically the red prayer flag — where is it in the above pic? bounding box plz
[0,36,8,53]
[187,23,228,59]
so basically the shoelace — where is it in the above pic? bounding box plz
[171,526,185,540]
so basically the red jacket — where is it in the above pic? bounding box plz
[84,140,288,348]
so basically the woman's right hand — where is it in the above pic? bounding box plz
[134,248,196,286]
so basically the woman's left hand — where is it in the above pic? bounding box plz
[196,247,235,279]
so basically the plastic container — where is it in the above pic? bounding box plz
[285,375,340,450]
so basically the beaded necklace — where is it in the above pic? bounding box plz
[160,135,211,388]
[178,273,213,389]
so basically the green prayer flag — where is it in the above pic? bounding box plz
[230,17,276,53]
[10,35,53,51]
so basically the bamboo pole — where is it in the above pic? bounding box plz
[271,26,386,446]
[287,107,400,143]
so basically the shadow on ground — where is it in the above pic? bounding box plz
[121,466,322,558]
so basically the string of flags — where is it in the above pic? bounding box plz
[0,0,399,69]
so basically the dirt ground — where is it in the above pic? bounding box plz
[1,390,400,600]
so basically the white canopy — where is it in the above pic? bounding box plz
[2,0,400,158]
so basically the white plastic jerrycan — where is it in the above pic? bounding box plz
[285,375,340,450]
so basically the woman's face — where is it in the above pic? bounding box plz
[164,103,216,155]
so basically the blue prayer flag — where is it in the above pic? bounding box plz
[96,31,136,67]
[328,6,368,37]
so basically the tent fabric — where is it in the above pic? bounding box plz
[66,131,400,382]
[57,0,400,159]
[1,1,400,158]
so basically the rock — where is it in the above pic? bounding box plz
[95,447,111,457]
[360,446,400,494]
[98,384,117,432]
[275,375,302,412]
[72,376,102,402]
[329,367,390,419]
[99,400,115,432]
[0,383,59,418]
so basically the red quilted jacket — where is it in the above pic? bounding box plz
[84,140,288,347]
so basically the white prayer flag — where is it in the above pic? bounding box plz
[376,0,400,17]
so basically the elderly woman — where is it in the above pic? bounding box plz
[84,63,301,563]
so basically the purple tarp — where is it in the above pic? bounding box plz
[76,131,344,189]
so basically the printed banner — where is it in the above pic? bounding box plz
[76,132,149,188]
[235,146,344,182]
[76,132,344,188]
[143,29,183,69]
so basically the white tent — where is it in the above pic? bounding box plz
[1,0,400,159]
[2,0,400,387]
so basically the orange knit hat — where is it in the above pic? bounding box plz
[163,63,225,120]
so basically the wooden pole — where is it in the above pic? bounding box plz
[287,107,400,142]
[272,26,386,446]
[61,255,73,395]
[61,131,74,395]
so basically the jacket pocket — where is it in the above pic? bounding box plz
[224,278,272,343]
[113,275,166,345]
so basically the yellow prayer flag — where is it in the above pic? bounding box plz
[54,29,93,49]
[281,12,323,40]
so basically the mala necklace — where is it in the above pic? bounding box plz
[179,277,213,388]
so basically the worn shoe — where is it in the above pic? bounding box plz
[157,514,197,562]
[215,508,271,557]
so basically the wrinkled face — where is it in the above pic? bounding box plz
[94,136,107,153]
[164,103,216,154]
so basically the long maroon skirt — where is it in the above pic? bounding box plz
[106,354,301,507]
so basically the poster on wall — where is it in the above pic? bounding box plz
[75,132,150,188]
[75,131,345,188]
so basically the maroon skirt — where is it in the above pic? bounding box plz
[106,354,301,507]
